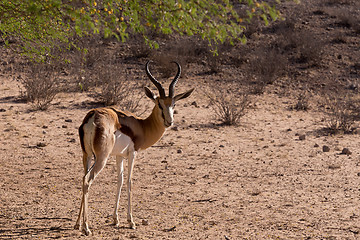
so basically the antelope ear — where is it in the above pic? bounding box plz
[144,87,156,101]
[174,88,195,102]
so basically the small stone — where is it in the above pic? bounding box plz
[314,143,319,147]
[65,119,73,123]
[172,126,179,131]
[177,149,183,154]
[62,125,68,128]
[142,219,149,226]
[341,148,352,155]
[219,145,225,148]
[323,145,330,152]
[191,101,198,107]
[299,135,306,140]
[37,142,47,148]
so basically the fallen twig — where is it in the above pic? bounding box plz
[192,198,217,203]
[163,226,176,232]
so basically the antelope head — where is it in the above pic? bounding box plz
[144,60,194,128]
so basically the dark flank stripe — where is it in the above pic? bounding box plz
[119,124,138,150]
[109,107,140,150]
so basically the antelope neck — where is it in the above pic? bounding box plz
[139,107,166,150]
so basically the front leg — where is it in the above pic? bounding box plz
[127,150,137,229]
[113,156,124,226]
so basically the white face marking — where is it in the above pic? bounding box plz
[159,99,174,127]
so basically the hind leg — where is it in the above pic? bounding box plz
[74,152,92,230]
[81,151,111,235]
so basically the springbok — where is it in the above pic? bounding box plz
[74,61,194,235]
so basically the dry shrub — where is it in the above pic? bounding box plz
[248,48,287,94]
[333,9,360,33]
[66,45,104,92]
[149,36,226,75]
[331,32,347,44]
[322,94,358,133]
[57,36,116,92]
[151,55,186,79]
[323,0,356,5]
[93,59,143,113]
[95,65,133,106]
[291,91,311,111]
[276,23,324,66]
[297,34,324,65]
[206,54,222,74]
[150,37,210,76]
[18,63,60,110]
[206,85,251,126]
[128,35,153,59]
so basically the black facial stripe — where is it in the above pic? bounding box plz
[158,103,165,120]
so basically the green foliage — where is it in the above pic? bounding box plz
[0,0,283,59]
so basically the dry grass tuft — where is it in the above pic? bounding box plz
[206,85,251,126]
[18,63,60,110]
[322,93,358,133]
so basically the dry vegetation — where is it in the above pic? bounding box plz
[0,0,360,239]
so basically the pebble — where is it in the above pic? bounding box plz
[299,135,306,140]
[341,148,352,155]
[37,142,47,148]
[323,145,330,152]
[191,101,198,107]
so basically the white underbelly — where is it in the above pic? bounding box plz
[111,131,134,156]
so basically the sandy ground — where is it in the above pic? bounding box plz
[1,73,360,240]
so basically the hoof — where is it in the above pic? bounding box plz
[128,220,136,229]
[113,219,120,227]
[74,223,80,230]
[83,225,92,236]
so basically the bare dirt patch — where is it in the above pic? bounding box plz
[1,0,360,239]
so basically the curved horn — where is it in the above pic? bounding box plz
[145,60,165,98]
[169,61,181,98]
